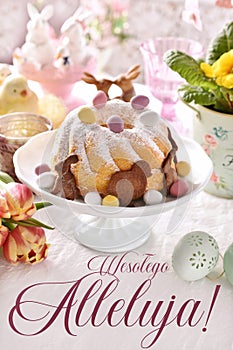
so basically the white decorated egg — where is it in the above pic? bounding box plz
[172,231,219,281]
[223,243,233,286]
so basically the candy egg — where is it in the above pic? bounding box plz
[172,231,219,281]
[143,190,163,205]
[84,192,102,206]
[176,161,191,177]
[223,243,233,286]
[37,171,56,190]
[93,91,108,109]
[170,179,189,197]
[131,95,150,110]
[107,115,124,133]
[78,107,97,124]
[35,163,51,175]
[139,111,160,128]
[102,195,120,207]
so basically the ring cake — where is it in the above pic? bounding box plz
[47,93,180,207]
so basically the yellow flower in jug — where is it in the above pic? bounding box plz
[164,21,233,114]
[201,49,233,89]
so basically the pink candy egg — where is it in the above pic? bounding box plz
[93,91,108,109]
[170,179,189,198]
[131,95,150,110]
[35,163,51,175]
[107,115,124,133]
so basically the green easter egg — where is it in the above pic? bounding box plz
[224,243,233,286]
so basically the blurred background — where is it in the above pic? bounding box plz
[1,0,233,80]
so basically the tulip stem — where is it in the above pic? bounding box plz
[2,219,16,231]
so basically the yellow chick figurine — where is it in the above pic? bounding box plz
[0,74,38,114]
[0,73,67,128]
[0,64,11,85]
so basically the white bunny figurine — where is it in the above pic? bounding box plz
[55,36,71,67]
[60,7,89,64]
[21,3,55,68]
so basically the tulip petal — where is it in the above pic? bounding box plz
[3,234,18,264]
[0,225,9,247]
[3,225,49,265]
[3,183,36,221]
[0,194,10,219]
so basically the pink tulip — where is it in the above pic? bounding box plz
[0,194,10,219]
[2,183,36,221]
[3,225,49,265]
[0,223,9,247]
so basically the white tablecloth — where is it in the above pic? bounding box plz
[0,191,232,350]
[1,83,233,350]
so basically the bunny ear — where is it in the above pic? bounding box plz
[41,4,54,21]
[72,6,91,21]
[125,65,140,80]
[61,18,74,34]
[82,72,98,84]
[27,3,39,19]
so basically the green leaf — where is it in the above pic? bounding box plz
[0,171,15,184]
[206,22,233,64]
[35,202,52,210]
[164,50,217,90]
[9,218,54,230]
[179,86,216,105]
[20,218,54,230]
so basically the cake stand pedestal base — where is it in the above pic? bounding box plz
[47,207,154,253]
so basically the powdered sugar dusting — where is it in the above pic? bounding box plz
[50,98,175,196]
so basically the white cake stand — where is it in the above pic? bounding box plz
[13,130,213,252]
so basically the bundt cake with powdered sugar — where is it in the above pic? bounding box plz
[49,93,179,206]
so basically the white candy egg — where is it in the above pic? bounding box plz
[37,171,56,190]
[172,231,219,281]
[143,190,163,205]
[84,192,102,206]
[139,111,160,128]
